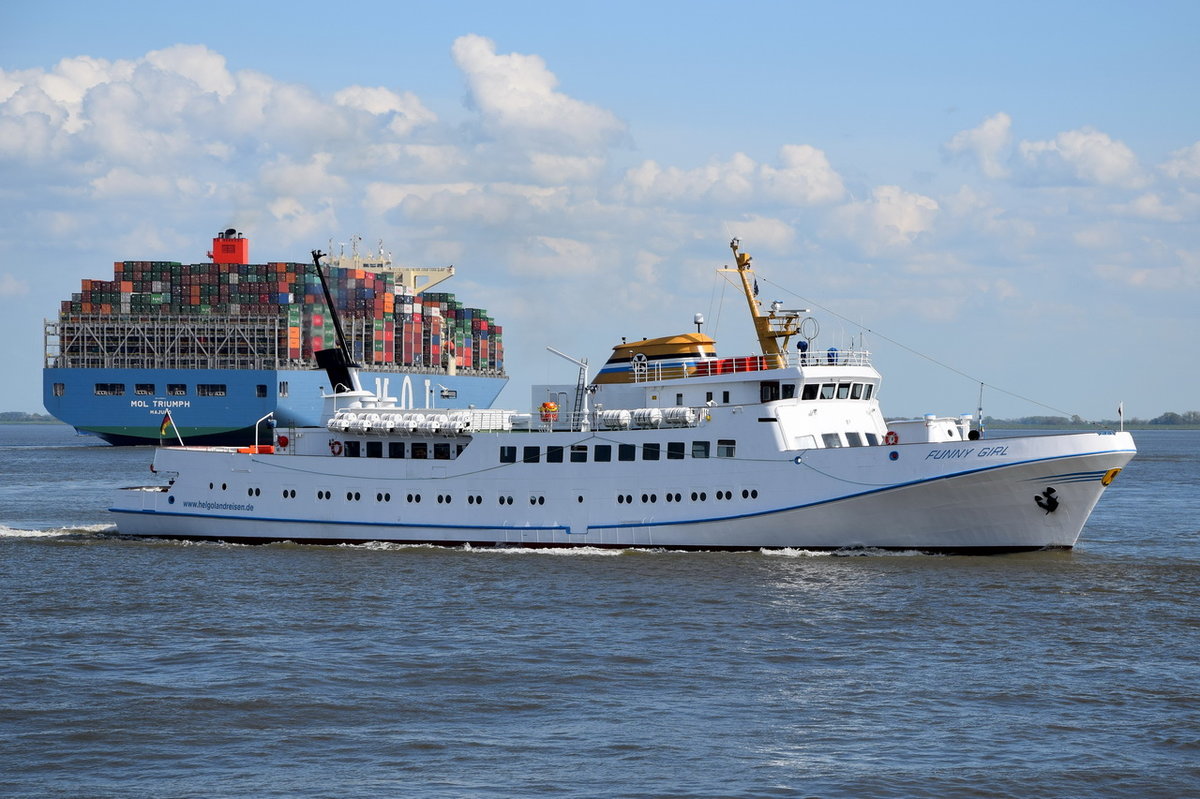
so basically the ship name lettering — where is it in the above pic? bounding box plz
[925,448,975,460]
[976,446,1009,457]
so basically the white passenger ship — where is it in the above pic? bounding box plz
[111,241,1136,553]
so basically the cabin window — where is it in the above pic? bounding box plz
[865,432,880,446]
[675,393,684,406]
[366,441,383,458]
[135,384,155,395]
[390,442,406,458]
[760,381,780,403]
[499,446,516,463]
[706,391,713,402]
[570,445,588,463]
[837,383,851,399]
[722,391,730,403]
[820,384,836,400]
[434,443,451,460]
[411,442,428,459]
[197,384,226,397]
[821,433,843,448]
[344,440,361,457]
[864,384,874,400]
[851,383,864,400]
[717,439,736,458]
[94,383,124,396]
[642,442,661,461]
[279,381,289,397]
[801,384,819,400]
[667,442,686,460]
[168,384,186,396]
[546,446,564,463]
[594,445,612,462]
[52,383,65,397]
[782,384,796,400]
[523,445,541,463]
[256,384,268,398]
[846,432,865,447]
[691,441,710,459]
[618,444,636,462]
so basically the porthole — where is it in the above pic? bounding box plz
[700,492,707,501]
[377,493,383,502]
[742,489,749,499]
[209,482,214,490]
[666,494,673,503]
[346,492,353,501]
[577,496,584,503]
[407,494,414,503]
[650,494,657,503]
[248,488,254,497]
[751,489,758,499]
[538,496,545,506]
[691,491,698,501]
[385,493,391,502]
[221,483,227,491]
[168,495,175,504]
[641,493,649,503]
[618,495,625,504]
[530,496,537,505]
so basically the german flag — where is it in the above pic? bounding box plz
[160,411,173,438]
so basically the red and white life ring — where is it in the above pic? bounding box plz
[277,434,289,449]
[329,439,343,456]
[884,431,899,446]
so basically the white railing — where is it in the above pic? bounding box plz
[627,349,872,382]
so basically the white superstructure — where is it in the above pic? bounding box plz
[112,241,1135,553]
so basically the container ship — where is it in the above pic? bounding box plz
[43,230,507,445]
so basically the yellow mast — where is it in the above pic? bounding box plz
[720,238,803,369]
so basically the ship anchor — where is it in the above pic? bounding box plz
[1034,487,1060,514]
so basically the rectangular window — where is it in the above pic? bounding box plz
[389,442,406,459]
[760,381,780,402]
[845,432,865,447]
[523,445,541,463]
[135,384,155,396]
[279,381,289,397]
[618,444,637,462]
[197,384,227,397]
[594,445,612,462]
[256,384,268,398]
[836,383,851,399]
[820,384,836,400]
[717,439,736,458]
[500,446,516,463]
[851,383,863,400]
[675,393,684,406]
[642,442,660,461]
[94,383,125,396]
[411,442,428,459]
[864,384,874,400]
[782,384,796,400]
[705,391,713,402]
[821,433,843,448]
[545,446,564,463]
[366,441,383,458]
[570,445,588,463]
[52,383,65,397]
[691,441,710,459]
[865,432,881,446]
[168,384,187,396]
[667,442,685,460]
[434,443,451,460]
[801,384,819,400]
[722,391,730,404]
[344,440,361,457]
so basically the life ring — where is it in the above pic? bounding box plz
[277,434,289,448]
[884,431,899,446]
[329,439,343,456]
[539,401,559,422]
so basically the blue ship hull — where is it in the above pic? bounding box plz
[43,367,507,445]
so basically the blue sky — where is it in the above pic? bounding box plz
[2,1,1197,420]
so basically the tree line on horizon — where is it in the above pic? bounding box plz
[983,411,1200,427]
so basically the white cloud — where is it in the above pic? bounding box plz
[1111,192,1184,222]
[144,44,235,98]
[1018,127,1145,188]
[1161,141,1200,181]
[451,34,625,150]
[945,112,1013,178]
[829,185,939,252]
[0,273,29,297]
[722,216,795,252]
[260,153,349,198]
[333,85,437,136]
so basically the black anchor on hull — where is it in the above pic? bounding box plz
[1035,487,1060,514]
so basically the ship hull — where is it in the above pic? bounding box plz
[111,431,1134,553]
[44,367,507,445]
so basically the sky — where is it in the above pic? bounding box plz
[2,1,1198,421]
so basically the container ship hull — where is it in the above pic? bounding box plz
[43,231,507,445]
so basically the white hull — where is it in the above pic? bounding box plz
[112,431,1134,553]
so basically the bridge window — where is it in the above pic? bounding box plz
[594,445,612,462]
[618,444,636,462]
[570,445,588,463]
[135,384,155,395]
[547,446,564,463]
[801,384,819,400]
[837,383,851,399]
[782,384,796,400]
[94,383,124,396]
[864,384,874,400]
[667,442,686,460]
[500,446,516,463]
[821,433,843,448]
[865,432,881,446]
[168,384,187,396]
[197,384,226,397]
[717,439,736,458]
[642,443,660,461]
[760,381,780,402]
[820,384,836,400]
[846,432,865,447]
[522,445,541,463]
[851,383,863,400]
[691,441,710,459]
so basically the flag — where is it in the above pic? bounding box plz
[1117,402,1124,419]
[160,411,172,438]
[753,279,759,297]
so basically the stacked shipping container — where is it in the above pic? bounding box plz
[59,259,503,374]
